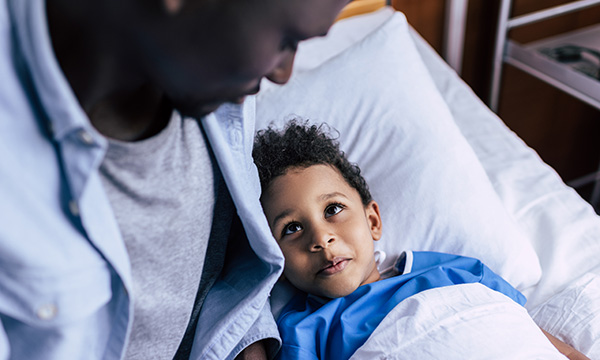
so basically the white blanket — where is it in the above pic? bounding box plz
[350,283,567,360]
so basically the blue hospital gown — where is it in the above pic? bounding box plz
[276,251,526,360]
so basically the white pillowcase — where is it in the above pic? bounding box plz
[255,12,541,290]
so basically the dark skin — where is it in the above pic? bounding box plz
[46,1,172,141]
[45,0,349,358]
[236,340,269,360]
[47,0,348,141]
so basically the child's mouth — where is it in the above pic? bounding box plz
[318,258,350,276]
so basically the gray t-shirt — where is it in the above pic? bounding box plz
[100,112,231,359]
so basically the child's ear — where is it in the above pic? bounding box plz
[365,200,382,241]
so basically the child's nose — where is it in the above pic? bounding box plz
[309,226,336,252]
[265,51,296,85]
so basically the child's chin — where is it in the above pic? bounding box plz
[318,285,358,299]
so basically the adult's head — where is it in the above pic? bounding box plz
[47,0,350,120]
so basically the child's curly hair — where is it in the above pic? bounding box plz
[252,120,373,206]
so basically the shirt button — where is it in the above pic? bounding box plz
[78,130,95,145]
[69,200,80,217]
[37,304,58,320]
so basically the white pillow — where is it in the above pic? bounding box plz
[255,12,541,291]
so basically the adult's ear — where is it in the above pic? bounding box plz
[365,200,382,241]
[163,0,183,13]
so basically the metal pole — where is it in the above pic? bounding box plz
[443,0,469,75]
[508,0,600,29]
[489,0,513,112]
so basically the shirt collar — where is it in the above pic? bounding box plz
[7,0,101,143]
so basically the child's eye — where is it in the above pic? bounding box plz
[324,203,344,218]
[282,222,303,237]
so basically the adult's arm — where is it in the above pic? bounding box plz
[230,301,280,360]
[542,329,590,360]
[235,340,268,360]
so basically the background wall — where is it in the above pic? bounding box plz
[392,0,600,199]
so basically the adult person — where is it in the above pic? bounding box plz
[0,0,349,359]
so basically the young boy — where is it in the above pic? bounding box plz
[252,120,588,360]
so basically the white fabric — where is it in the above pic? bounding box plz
[530,270,600,359]
[409,16,600,310]
[408,13,600,359]
[256,11,541,291]
[349,283,567,360]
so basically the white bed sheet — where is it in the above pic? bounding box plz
[353,8,600,355]
[410,17,600,310]
[350,283,566,360]
[410,14,600,354]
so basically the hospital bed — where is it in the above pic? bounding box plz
[254,1,600,358]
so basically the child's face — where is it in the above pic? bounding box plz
[261,164,382,298]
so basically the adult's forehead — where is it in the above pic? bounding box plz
[208,0,348,32]
[224,0,348,39]
[281,0,350,34]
